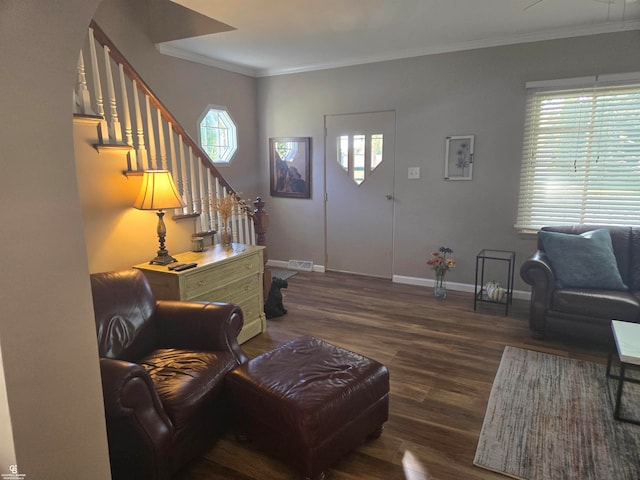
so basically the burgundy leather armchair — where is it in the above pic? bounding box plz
[90,269,247,480]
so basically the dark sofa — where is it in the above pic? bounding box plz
[520,225,640,339]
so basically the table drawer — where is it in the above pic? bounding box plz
[190,274,260,305]
[235,294,261,323]
[182,253,260,299]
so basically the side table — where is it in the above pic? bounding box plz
[474,249,515,315]
[606,320,640,425]
[134,244,266,344]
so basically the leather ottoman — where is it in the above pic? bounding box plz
[226,335,390,480]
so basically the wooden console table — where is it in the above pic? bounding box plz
[134,244,266,344]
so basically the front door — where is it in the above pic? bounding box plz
[324,111,396,278]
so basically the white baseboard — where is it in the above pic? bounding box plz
[392,274,531,300]
[265,262,528,299]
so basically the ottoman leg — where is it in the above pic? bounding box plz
[367,424,384,440]
[235,432,250,442]
[303,472,327,480]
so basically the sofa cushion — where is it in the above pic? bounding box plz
[539,229,628,290]
[552,289,640,321]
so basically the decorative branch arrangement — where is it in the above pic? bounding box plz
[210,193,251,247]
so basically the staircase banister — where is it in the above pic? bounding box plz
[89,20,234,194]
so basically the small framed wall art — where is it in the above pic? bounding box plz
[444,135,474,181]
[269,137,311,198]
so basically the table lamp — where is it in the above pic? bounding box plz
[133,170,186,265]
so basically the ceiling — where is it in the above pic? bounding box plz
[159,0,640,77]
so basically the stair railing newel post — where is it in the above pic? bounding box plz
[252,197,271,299]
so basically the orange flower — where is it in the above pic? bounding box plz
[427,247,455,275]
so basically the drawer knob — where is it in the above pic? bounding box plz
[198,280,206,286]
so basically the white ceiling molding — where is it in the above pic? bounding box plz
[157,0,640,77]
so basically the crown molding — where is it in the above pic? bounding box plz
[158,20,640,78]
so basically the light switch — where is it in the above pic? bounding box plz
[408,167,420,179]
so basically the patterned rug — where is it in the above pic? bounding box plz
[474,346,640,480]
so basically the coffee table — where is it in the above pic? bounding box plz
[607,320,640,425]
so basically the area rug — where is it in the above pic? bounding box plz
[474,346,640,480]
[270,269,298,281]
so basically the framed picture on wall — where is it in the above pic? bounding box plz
[269,137,311,198]
[444,135,474,181]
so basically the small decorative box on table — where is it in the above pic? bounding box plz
[474,249,516,315]
[133,243,266,344]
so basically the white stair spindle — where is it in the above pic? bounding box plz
[132,80,147,170]
[75,50,93,115]
[198,160,207,233]
[118,64,136,170]
[241,207,250,244]
[103,45,122,143]
[188,147,199,214]
[237,206,244,244]
[249,212,256,245]
[168,123,180,191]
[157,109,167,170]
[145,95,157,169]
[88,27,109,142]
[214,178,222,243]
[232,201,240,244]
[206,170,215,231]
[178,135,190,213]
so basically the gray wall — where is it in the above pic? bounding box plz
[0,0,111,478]
[258,31,640,290]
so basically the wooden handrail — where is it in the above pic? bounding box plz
[89,20,234,194]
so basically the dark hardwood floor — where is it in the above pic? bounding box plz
[176,271,610,480]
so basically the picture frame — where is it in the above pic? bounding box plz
[269,137,311,198]
[444,135,474,181]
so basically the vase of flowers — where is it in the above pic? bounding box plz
[427,246,456,298]
[210,193,241,248]
[221,220,232,247]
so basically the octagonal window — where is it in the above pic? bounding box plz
[198,106,237,164]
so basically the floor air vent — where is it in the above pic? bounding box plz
[287,259,313,271]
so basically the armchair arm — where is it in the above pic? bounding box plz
[154,301,248,364]
[99,358,173,480]
[520,251,556,338]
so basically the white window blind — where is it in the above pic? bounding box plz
[515,80,640,231]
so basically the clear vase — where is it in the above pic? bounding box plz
[221,220,232,248]
[434,273,447,298]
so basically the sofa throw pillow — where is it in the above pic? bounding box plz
[539,229,628,290]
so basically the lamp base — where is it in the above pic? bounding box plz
[148,210,178,265]
[149,250,178,266]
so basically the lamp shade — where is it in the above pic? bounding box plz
[133,170,186,211]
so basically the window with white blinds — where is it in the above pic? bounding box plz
[515,79,640,232]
